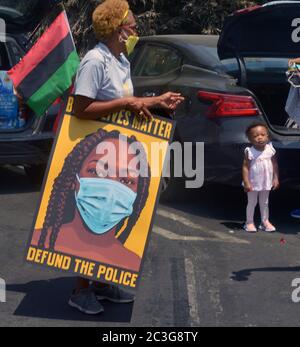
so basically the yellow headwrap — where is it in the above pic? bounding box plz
[122,9,129,23]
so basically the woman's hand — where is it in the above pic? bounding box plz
[157,92,185,111]
[124,92,184,120]
[125,97,153,121]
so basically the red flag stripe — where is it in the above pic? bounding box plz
[8,11,70,88]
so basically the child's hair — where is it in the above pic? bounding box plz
[245,121,269,138]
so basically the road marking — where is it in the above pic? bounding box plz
[184,258,200,326]
[156,209,249,244]
[153,226,208,241]
[153,226,247,244]
[207,277,223,323]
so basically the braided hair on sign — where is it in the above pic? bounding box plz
[38,128,151,250]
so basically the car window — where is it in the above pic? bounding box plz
[0,42,11,70]
[134,45,182,77]
[184,44,225,72]
[127,44,143,65]
[6,40,24,65]
[0,0,39,17]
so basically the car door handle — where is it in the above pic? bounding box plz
[142,92,157,97]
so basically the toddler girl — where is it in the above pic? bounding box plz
[242,122,279,233]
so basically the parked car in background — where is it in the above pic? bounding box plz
[0,0,62,183]
[130,1,300,200]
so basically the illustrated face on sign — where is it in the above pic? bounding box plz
[75,138,140,235]
[78,138,139,193]
[37,129,151,251]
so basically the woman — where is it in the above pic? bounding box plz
[286,58,300,219]
[73,0,184,122]
[68,0,183,314]
[285,58,300,129]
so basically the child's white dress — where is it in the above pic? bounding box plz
[245,142,276,191]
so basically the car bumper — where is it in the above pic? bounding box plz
[204,141,300,187]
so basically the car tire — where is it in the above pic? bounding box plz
[160,175,186,202]
[24,164,46,185]
[159,149,186,202]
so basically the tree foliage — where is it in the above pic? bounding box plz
[0,0,270,55]
[63,0,268,56]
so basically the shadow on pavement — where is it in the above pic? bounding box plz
[0,166,40,195]
[6,277,133,323]
[231,266,300,282]
[161,184,300,235]
[221,221,245,230]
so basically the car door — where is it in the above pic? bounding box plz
[131,43,183,101]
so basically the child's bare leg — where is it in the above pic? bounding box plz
[259,190,275,229]
[246,191,258,231]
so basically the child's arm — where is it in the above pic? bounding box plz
[272,155,280,190]
[242,154,252,192]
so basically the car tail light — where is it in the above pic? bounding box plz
[198,91,262,118]
[234,5,261,15]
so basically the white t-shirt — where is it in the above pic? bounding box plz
[74,42,134,100]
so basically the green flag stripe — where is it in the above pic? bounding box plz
[20,34,76,100]
[27,51,80,116]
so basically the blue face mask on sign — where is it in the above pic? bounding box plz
[75,175,137,235]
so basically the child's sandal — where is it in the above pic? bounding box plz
[259,224,276,233]
[243,224,257,233]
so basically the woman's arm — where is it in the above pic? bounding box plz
[73,95,152,120]
[272,156,280,190]
[73,92,185,121]
[242,154,252,192]
[140,92,185,110]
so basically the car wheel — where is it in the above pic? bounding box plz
[160,175,185,202]
[24,164,47,185]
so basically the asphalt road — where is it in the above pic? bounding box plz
[1,165,300,327]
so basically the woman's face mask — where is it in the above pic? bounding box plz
[120,29,139,56]
[75,175,137,235]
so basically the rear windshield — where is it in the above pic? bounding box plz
[184,44,225,73]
